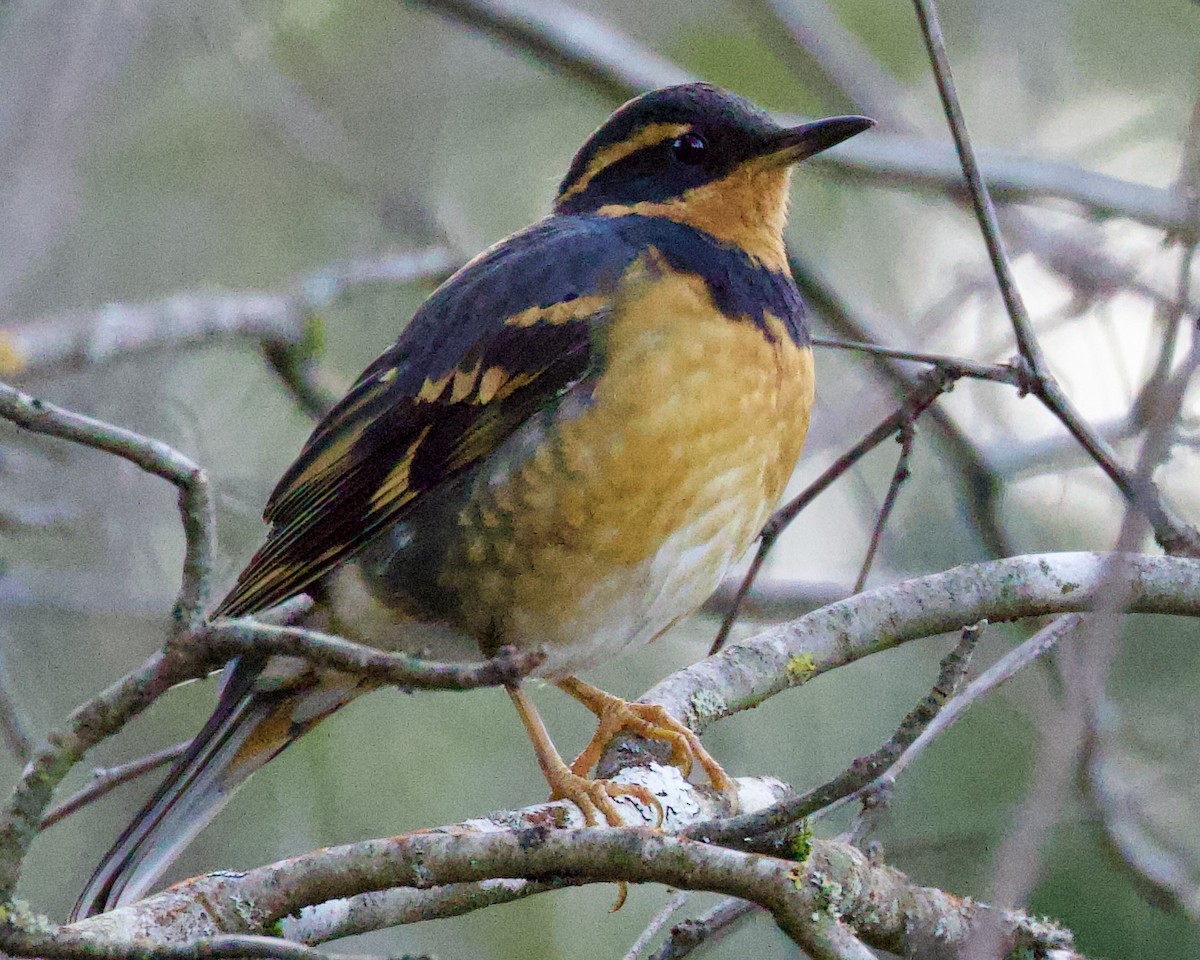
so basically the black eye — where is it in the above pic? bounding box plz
[671,132,708,165]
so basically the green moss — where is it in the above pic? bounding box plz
[786,653,818,685]
[789,820,814,863]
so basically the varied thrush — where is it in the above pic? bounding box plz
[74,83,872,917]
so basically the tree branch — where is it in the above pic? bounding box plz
[204,622,543,691]
[0,381,214,633]
[64,814,1079,960]
[852,420,915,593]
[688,621,984,846]
[647,897,758,960]
[649,552,1200,742]
[39,742,189,831]
[0,247,458,382]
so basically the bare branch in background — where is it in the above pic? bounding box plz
[623,890,690,960]
[647,897,759,960]
[1084,698,1200,920]
[0,1,154,308]
[0,247,459,382]
[0,640,33,763]
[739,0,912,123]
[39,742,189,832]
[911,0,1200,562]
[711,366,979,654]
[852,421,915,593]
[414,0,1190,231]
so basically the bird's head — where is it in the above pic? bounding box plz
[555,83,872,270]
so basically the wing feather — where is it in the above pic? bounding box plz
[214,217,632,619]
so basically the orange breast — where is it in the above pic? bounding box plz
[443,258,815,675]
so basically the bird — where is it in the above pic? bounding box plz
[73,82,872,918]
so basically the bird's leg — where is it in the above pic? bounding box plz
[506,684,660,827]
[554,677,739,813]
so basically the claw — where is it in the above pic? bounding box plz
[556,678,739,814]
[548,767,662,827]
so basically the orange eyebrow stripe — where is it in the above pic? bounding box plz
[557,122,691,203]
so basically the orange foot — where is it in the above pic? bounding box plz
[544,760,663,828]
[555,677,739,814]
[507,684,662,827]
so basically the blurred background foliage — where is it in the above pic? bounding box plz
[1,1,1198,957]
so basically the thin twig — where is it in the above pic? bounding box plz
[810,336,1021,384]
[1035,376,1200,556]
[0,641,33,762]
[205,622,543,692]
[911,0,1044,372]
[710,368,958,655]
[648,898,759,960]
[1133,240,1197,425]
[0,381,214,632]
[853,423,915,594]
[39,741,189,831]
[911,0,1200,558]
[688,622,983,846]
[623,890,691,960]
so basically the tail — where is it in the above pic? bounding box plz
[71,656,364,919]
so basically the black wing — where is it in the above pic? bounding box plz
[214,216,644,618]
